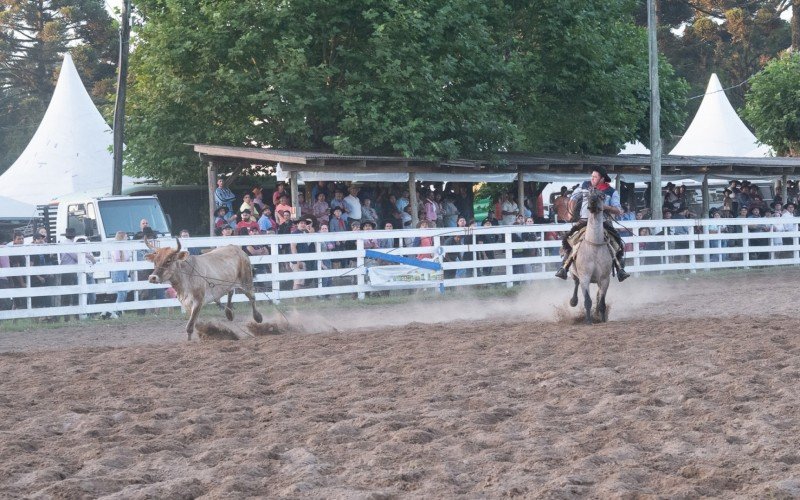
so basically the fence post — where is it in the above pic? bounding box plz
[742,225,750,265]
[689,222,697,273]
[78,263,87,319]
[505,230,513,288]
[356,239,365,300]
[270,243,281,304]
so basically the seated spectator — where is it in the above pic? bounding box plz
[298,192,313,218]
[236,209,259,232]
[240,194,259,217]
[252,186,266,213]
[275,194,293,225]
[329,206,348,232]
[362,221,379,249]
[258,206,276,233]
[214,205,236,230]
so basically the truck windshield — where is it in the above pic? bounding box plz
[97,198,170,238]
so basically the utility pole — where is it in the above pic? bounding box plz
[112,0,131,195]
[648,0,663,220]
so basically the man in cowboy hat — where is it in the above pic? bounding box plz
[554,166,630,282]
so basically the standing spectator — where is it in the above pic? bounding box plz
[272,182,288,206]
[383,194,404,229]
[317,223,334,287]
[29,232,54,311]
[297,192,313,218]
[312,192,331,224]
[423,191,438,227]
[59,228,79,319]
[8,231,27,312]
[442,196,459,227]
[501,193,519,225]
[311,181,329,203]
[362,221,379,250]
[0,235,12,311]
[179,229,201,256]
[330,190,348,222]
[553,186,571,222]
[252,186,266,213]
[290,219,314,289]
[214,178,236,212]
[361,198,379,225]
[707,210,727,262]
[476,219,497,276]
[343,185,362,222]
[108,230,132,318]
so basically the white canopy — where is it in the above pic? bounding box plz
[670,73,773,157]
[0,196,36,220]
[0,53,140,206]
[620,141,650,155]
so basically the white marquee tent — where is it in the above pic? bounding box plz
[0,53,140,206]
[669,73,773,158]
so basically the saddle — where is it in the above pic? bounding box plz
[562,226,620,262]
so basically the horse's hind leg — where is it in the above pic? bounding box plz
[570,278,579,307]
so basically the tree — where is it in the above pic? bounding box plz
[635,0,791,131]
[742,53,800,155]
[126,0,689,183]
[0,0,117,172]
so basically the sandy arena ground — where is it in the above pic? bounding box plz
[1,269,800,498]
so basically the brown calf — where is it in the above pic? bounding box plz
[144,238,263,339]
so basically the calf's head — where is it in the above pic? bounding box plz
[144,238,189,284]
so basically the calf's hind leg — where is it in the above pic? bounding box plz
[242,286,263,323]
[225,291,234,321]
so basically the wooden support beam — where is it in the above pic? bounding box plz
[701,174,709,219]
[409,172,419,227]
[207,162,217,236]
[517,172,525,217]
[289,170,300,218]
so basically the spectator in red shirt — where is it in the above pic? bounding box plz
[236,209,259,232]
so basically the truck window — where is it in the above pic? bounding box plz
[67,203,88,237]
[97,198,170,238]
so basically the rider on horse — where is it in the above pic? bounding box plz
[554,166,631,282]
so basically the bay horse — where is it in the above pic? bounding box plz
[569,188,613,324]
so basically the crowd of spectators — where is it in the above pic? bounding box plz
[1,178,798,318]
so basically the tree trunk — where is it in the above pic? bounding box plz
[793,0,800,52]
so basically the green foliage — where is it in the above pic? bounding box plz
[0,0,117,172]
[126,0,689,182]
[640,0,792,131]
[742,53,800,156]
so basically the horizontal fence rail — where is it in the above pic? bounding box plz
[1,217,799,320]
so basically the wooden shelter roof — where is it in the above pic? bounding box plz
[193,144,800,178]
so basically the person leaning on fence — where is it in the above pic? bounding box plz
[58,228,80,319]
[554,166,630,282]
[30,232,55,311]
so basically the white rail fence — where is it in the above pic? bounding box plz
[0,217,798,320]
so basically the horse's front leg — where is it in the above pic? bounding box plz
[596,283,608,323]
[570,277,579,307]
[582,283,593,325]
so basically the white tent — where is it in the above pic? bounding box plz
[0,196,36,220]
[0,53,140,206]
[669,73,773,157]
[620,141,650,155]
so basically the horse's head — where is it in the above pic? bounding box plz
[587,188,606,214]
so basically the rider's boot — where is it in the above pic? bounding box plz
[555,255,570,280]
[616,260,630,282]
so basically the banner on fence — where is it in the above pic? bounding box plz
[367,264,443,288]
